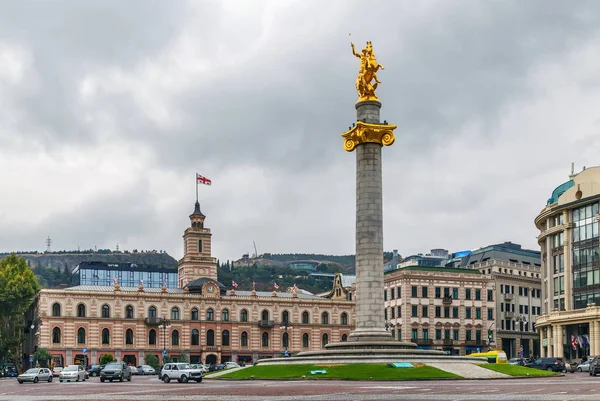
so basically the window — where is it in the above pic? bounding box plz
[435,287,441,298]
[222,309,229,321]
[52,327,61,343]
[282,311,289,324]
[322,333,329,348]
[282,332,289,348]
[126,329,134,345]
[384,289,387,301]
[191,308,198,321]
[262,332,269,347]
[488,308,494,320]
[125,305,134,319]
[444,307,450,318]
[475,289,481,300]
[102,304,110,318]
[52,303,61,317]
[77,304,86,318]
[149,329,156,345]
[384,308,388,320]
[466,307,472,319]
[77,328,85,344]
[222,330,230,346]
[435,329,442,340]
[341,334,348,342]
[321,312,329,324]
[240,309,248,322]
[149,306,157,318]
[198,239,203,253]
[411,305,418,317]
[390,288,395,299]
[391,308,395,319]
[475,308,481,319]
[453,329,459,341]
[171,307,180,320]
[191,329,199,346]
[397,306,402,318]
[207,329,215,346]
[302,311,309,324]
[101,328,110,344]
[452,288,459,299]
[423,328,429,340]
[519,287,523,296]
[476,330,482,343]
[171,330,179,346]
[411,328,418,340]
[241,331,248,347]
[411,286,418,297]
[422,286,428,298]
[422,305,428,317]
[397,287,401,298]
[207,308,214,321]
[435,306,441,318]
[466,330,472,341]
[465,289,471,300]
[487,290,493,301]
[261,310,269,321]
[302,333,309,348]
[341,312,348,325]
[452,307,459,318]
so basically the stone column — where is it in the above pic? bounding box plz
[595,320,600,356]
[556,325,564,358]
[590,321,596,356]
[540,328,546,357]
[349,101,391,343]
[552,325,559,357]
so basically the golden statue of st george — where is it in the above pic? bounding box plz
[351,40,385,103]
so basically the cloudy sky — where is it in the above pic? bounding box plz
[2,0,600,262]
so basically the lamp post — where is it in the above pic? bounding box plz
[160,318,171,366]
[280,320,292,356]
[515,314,527,359]
[30,322,42,369]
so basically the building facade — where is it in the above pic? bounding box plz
[383,266,494,356]
[535,166,600,360]
[26,201,355,368]
[72,261,178,289]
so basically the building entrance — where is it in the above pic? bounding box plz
[205,354,217,365]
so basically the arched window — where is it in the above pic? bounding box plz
[262,332,269,347]
[321,312,329,325]
[171,330,179,346]
[52,327,61,343]
[341,312,348,325]
[171,307,180,320]
[222,309,229,321]
[77,304,86,318]
[222,330,230,346]
[341,334,348,342]
[149,329,157,345]
[322,333,329,347]
[52,303,61,317]
[302,333,309,348]
[207,329,215,346]
[282,311,289,324]
[241,331,248,347]
[102,304,110,318]
[148,306,157,318]
[282,332,289,348]
[101,328,110,344]
[191,329,199,346]
[125,305,134,319]
[240,309,248,322]
[77,328,85,344]
[261,310,269,321]
[302,311,309,324]
[206,308,214,321]
[126,329,134,345]
[191,308,198,321]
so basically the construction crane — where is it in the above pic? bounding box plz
[253,241,258,259]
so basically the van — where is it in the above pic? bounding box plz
[468,350,508,364]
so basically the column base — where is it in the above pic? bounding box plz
[348,328,393,343]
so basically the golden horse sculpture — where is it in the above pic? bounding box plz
[351,41,385,102]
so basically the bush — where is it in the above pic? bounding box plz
[99,354,115,365]
[145,353,159,369]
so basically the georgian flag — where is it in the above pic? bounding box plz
[291,283,297,292]
[274,282,280,290]
[113,276,118,285]
[571,335,578,350]
[196,173,212,186]
[140,278,143,286]
[232,280,239,288]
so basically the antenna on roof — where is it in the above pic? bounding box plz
[45,236,52,252]
[571,162,574,175]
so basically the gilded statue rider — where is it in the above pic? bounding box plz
[351,40,385,102]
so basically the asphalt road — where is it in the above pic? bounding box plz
[1,372,599,400]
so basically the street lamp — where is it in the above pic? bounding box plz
[159,318,171,366]
[30,322,42,368]
[515,314,527,359]
[280,320,293,356]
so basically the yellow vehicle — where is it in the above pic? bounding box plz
[468,350,508,364]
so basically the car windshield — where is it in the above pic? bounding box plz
[105,363,121,369]
[25,369,39,374]
[177,364,191,369]
[63,366,78,371]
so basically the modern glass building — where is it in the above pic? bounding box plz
[72,261,178,288]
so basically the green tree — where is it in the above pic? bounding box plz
[176,352,190,363]
[144,353,159,369]
[34,348,51,367]
[99,354,115,365]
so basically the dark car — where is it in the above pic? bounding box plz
[5,368,19,378]
[525,357,565,372]
[589,356,600,376]
[100,362,132,382]
[88,365,104,377]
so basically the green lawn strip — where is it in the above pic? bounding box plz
[217,364,461,380]
[479,364,557,377]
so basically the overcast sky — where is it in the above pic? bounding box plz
[2,0,600,262]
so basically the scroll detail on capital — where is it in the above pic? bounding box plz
[341,121,396,152]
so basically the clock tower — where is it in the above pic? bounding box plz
[177,201,218,287]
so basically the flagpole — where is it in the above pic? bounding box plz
[195,173,198,202]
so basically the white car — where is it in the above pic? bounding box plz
[578,359,592,372]
[138,365,156,375]
[59,365,86,382]
[17,368,53,384]
[160,363,203,383]
[224,362,240,369]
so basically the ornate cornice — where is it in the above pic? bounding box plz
[341,121,396,152]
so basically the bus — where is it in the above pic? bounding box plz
[468,350,508,364]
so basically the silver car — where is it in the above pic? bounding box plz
[17,368,53,384]
[59,365,86,382]
[578,359,593,372]
[160,363,203,383]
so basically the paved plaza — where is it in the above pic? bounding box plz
[1,373,600,401]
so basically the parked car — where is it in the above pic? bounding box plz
[525,357,565,372]
[5,368,19,378]
[127,365,138,375]
[17,368,53,384]
[589,356,600,376]
[100,362,132,382]
[578,359,593,372]
[508,358,527,366]
[88,365,104,377]
[52,366,63,377]
[59,365,86,382]
[137,365,156,375]
[224,362,240,369]
[160,363,203,383]
[565,361,578,373]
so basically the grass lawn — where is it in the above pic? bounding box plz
[479,364,557,377]
[216,363,461,380]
